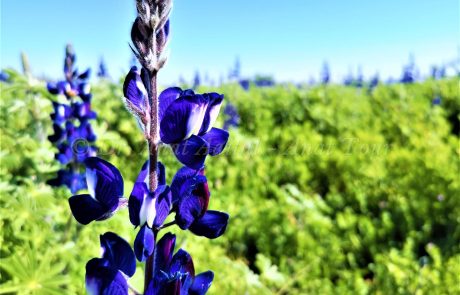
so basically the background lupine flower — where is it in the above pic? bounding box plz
[193,71,201,89]
[238,79,250,91]
[369,73,379,89]
[69,157,125,225]
[47,169,86,194]
[85,232,136,295]
[254,76,275,87]
[355,68,364,88]
[0,71,10,82]
[47,45,98,193]
[145,233,214,295]
[343,73,354,86]
[400,57,418,84]
[97,58,109,78]
[432,96,442,105]
[321,62,330,84]
[223,102,240,130]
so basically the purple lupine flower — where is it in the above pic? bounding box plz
[193,71,201,89]
[123,66,150,128]
[69,157,125,225]
[158,87,229,169]
[47,70,91,100]
[72,102,97,121]
[145,233,214,295]
[321,62,330,84]
[85,232,136,295]
[62,2,230,293]
[48,123,66,143]
[47,169,86,194]
[223,102,240,130]
[432,96,441,105]
[170,167,229,238]
[0,71,9,82]
[50,102,72,125]
[97,58,109,78]
[129,161,172,261]
[55,143,73,165]
[369,74,379,90]
[48,45,97,193]
[400,56,418,84]
[343,73,353,86]
[239,79,250,91]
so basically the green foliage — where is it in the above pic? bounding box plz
[1,70,459,294]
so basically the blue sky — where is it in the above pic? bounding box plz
[1,0,458,84]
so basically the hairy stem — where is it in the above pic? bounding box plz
[144,71,159,292]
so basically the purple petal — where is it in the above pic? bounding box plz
[171,166,199,206]
[73,102,97,121]
[85,258,128,295]
[164,19,170,39]
[123,66,148,110]
[199,93,224,135]
[173,135,209,170]
[68,194,108,225]
[51,102,72,124]
[154,233,176,278]
[157,161,166,186]
[170,249,195,278]
[146,278,182,295]
[159,87,182,121]
[78,69,91,80]
[85,157,124,210]
[189,210,229,239]
[160,95,207,144]
[129,182,148,226]
[176,175,209,230]
[56,143,73,165]
[153,186,172,228]
[141,68,151,97]
[47,81,70,95]
[189,271,214,295]
[100,232,136,277]
[201,128,229,156]
[47,82,60,95]
[139,187,157,228]
[134,225,155,262]
[135,160,166,187]
[48,123,66,143]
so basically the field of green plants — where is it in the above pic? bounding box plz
[1,69,459,294]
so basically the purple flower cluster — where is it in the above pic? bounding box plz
[47,45,97,193]
[64,1,231,294]
[223,102,240,130]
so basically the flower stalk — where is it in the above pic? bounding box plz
[65,1,230,293]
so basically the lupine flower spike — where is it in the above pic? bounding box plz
[47,45,97,193]
[65,1,231,294]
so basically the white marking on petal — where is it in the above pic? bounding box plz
[85,277,99,295]
[139,195,156,228]
[86,168,97,199]
[82,83,91,95]
[135,79,148,100]
[186,104,207,138]
[206,103,222,133]
[58,105,65,118]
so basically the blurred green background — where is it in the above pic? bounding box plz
[0,69,459,294]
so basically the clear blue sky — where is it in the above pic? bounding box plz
[1,0,458,84]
